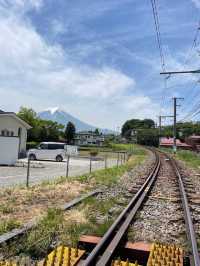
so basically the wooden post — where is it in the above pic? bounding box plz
[90,157,92,173]
[105,155,107,169]
[121,153,123,165]
[26,158,30,188]
[117,152,119,167]
[66,155,70,177]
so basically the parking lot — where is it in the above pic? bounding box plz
[0,157,119,188]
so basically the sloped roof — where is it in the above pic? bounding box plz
[187,135,200,139]
[0,112,32,129]
[160,137,191,147]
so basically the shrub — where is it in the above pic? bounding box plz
[26,141,39,150]
[90,150,98,157]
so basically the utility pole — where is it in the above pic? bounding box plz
[172,97,184,153]
[159,115,161,137]
[159,71,186,153]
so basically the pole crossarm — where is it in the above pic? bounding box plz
[160,69,200,75]
[159,115,174,118]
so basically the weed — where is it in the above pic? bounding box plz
[61,222,92,246]
[22,208,63,257]
[72,155,146,187]
[0,219,21,235]
[91,218,114,236]
[160,148,200,169]
[0,204,14,214]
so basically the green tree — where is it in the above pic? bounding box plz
[142,119,155,128]
[64,122,76,144]
[17,106,64,142]
[122,118,155,137]
[39,120,64,141]
[161,121,200,140]
[17,106,37,126]
[94,128,100,135]
[17,107,39,141]
[137,129,159,147]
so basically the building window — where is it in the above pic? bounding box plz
[1,129,10,136]
[10,131,14,137]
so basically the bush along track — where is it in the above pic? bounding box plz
[0,145,153,262]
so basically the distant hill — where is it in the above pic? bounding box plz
[38,107,115,134]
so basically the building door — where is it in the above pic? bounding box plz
[18,127,22,157]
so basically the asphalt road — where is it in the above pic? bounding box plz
[0,157,118,188]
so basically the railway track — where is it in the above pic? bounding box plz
[81,149,200,266]
[1,149,199,265]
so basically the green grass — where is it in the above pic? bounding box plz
[0,144,147,239]
[78,143,145,158]
[177,150,200,169]
[0,204,14,214]
[91,218,115,237]
[20,208,64,257]
[0,145,149,258]
[6,207,99,258]
[0,219,21,235]
[160,148,200,169]
[70,152,147,187]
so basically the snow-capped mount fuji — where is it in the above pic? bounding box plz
[38,107,97,132]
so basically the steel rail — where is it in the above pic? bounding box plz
[169,157,200,266]
[84,150,161,266]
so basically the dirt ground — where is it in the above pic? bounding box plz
[0,180,90,225]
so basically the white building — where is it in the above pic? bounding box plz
[75,131,105,146]
[0,110,31,164]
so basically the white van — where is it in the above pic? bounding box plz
[27,142,66,161]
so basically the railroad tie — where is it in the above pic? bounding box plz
[147,243,183,266]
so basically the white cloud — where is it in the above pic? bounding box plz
[191,0,200,8]
[43,67,134,98]
[0,5,135,103]
[0,0,43,11]
[123,95,160,119]
[1,1,166,129]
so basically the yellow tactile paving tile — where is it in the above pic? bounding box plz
[38,246,85,266]
[111,259,141,266]
[147,243,183,266]
[0,246,85,266]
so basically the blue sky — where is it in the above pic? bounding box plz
[0,0,200,129]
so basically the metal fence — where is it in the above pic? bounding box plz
[24,151,128,187]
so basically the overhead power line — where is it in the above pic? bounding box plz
[183,21,200,68]
[150,0,168,117]
[150,0,165,71]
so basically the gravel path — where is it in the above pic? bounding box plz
[129,153,187,247]
[97,149,156,201]
[94,150,156,224]
[176,159,200,250]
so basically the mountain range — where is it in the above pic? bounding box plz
[38,107,114,134]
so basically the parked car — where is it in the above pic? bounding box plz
[27,142,66,161]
